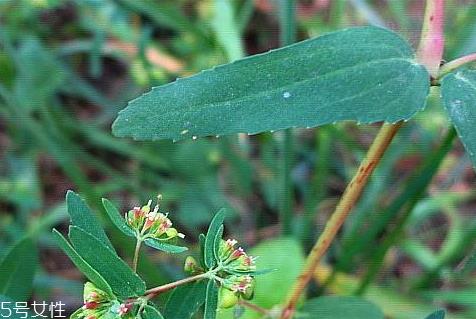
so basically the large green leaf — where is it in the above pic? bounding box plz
[68,226,146,298]
[164,281,208,319]
[441,69,476,169]
[300,296,384,319]
[66,191,114,250]
[113,26,429,141]
[52,229,114,297]
[217,238,304,319]
[0,237,38,301]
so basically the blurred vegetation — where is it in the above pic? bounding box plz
[1,0,476,318]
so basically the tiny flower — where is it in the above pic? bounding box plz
[83,282,109,305]
[229,254,257,272]
[218,239,237,260]
[124,194,184,243]
[223,275,253,294]
[119,303,132,316]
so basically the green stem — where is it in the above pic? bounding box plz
[278,0,297,235]
[281,122,403,319]
[438,52,476,78]
[144,272,210,299]
[133,239,142,273]
[355,127,457,294]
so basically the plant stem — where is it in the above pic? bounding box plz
[278,0,296,235]
[355,127,457,294]
[417,0,445,78]
[438,52,476,78]
[280,1,446,315]
[348,0,446,295]
[281,122,402,319]
[144,272,209,299]
[133,239,142,273]
[239,300,269,315]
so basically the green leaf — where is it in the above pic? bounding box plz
[441,70,476,170]
[113,26,429,141]
[204,208,226,268]
[217,238,304,319]
[301,296,384,319]
[52,229,114,296]
[164,281,208,319]
[102,198,135,237]
[68,226,146,298]
[143,238,188,254]
[204,280,219,319]
[424,310,445,319]
[66,191,114,250]
[0,237,38,301]
[141,305,164,319]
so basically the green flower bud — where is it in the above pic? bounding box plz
[242,277,256,300]
[218,287,239,309]
[165,227,178,238]
[184,256,201,274]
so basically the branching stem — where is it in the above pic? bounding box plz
[144,272,209,299]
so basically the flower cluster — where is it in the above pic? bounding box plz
[217,239,257,308]
[71,283,134,319]
[218,239,257,272]
[126,195,184,240]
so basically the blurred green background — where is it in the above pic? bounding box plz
[1,0,476,318]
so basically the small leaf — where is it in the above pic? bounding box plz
[52,229,114,297]
[214,225,224,262]
[301,296,384,319]
[424,310,445,319]
[102,198,135,237]
[0,237,38,301]
[164,281,208,319]
[204,280,219,319]
[204,208,226,268]
[143,238,188,253]
[113,26,429,141]
[441,70,476,170]
[66,191,114,251]
[141,305,164,319]
[68,226,146,298]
